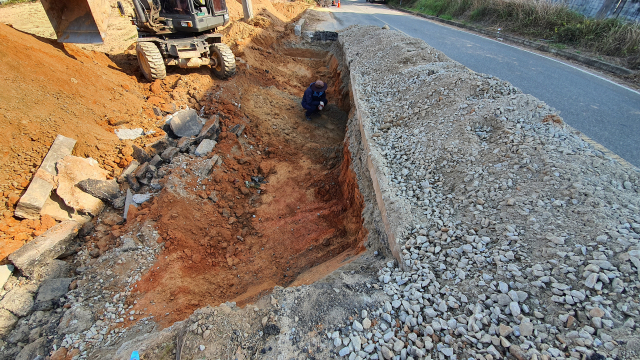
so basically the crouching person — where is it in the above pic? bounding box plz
[301,80,328,121]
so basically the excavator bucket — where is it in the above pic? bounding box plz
[40,0,111,44]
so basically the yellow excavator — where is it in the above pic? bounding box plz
[41,0,236,80]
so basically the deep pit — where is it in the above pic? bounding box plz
[88,44,368,328]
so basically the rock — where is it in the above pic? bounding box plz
[547,235,565,245]
[196,155,219,178]
[161,147,180,161]
[363,318,371,329]
[35,278,72,303]
[15,135,76,220]
[497,294,512,306]
[393,340,404,351]
[0,287,34,317]
[114,128,144,140]
[118,160,139,183]
[170,109,205,137]
[57,305,94,334]
[353,320,364,332]
[132,145,152,164]
[584,273,598,288]
[440,346,454,357]
[177,137,194,152]
[8,221,81,277]
[381,346,394,359]
[229,124,246,137]
[0,309,18,336]
[132,193,152,204]
[0,264,13,289]
[56,156,108,215]
[123,189,134,220]
[77,179,120,202]
[339,347,350,356]
[499,324,513,337]
[194,139,217,157]
[15,336,46,360]
[196,116,221,141]
[149,154,163,168]
[520,321,533,337]
[509,344,526,360]
[510,302,521,317]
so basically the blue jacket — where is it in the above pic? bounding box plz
[301,83,328,110]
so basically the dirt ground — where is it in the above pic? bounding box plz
[0,0,375,342]
[0,0,314,260]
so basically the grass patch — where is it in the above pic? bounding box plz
[389,0,640,69]
[0,0,36,6]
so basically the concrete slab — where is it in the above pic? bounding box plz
[0,265,14,289]
[195,140,217,157]
[15,135,76,220]
[55,156,107,216]
[8,221,81,277]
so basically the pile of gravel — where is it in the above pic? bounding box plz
[325,25,640,360]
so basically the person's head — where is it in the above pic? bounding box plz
[312,80,327,92]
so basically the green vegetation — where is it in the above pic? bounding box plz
[389,0,640,69]
[0,0,36,6]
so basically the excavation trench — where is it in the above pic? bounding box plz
[117,44,367,328]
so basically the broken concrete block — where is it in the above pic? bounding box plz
[0,309,18,336]
[196,155,219,178]
[127,174,141,192]
[149,155,163,167]
[132,145,151,164]
[177,137,194,152]
[134,162,150,180]
[0,287,34,317]
[16,337,46,360]
[77,179,120,202]
[146,137,174,156]
[170,109,204,137]
[196,116,220,141]
[15,135,76,220]
[132,193,152,204]
[57,305,94,334]
[118,160,139,184]
[123,189,134,220]
[161,147,180,161]
[0,264,13,289]
[114,128,144,140]
[195,139,217,157]
[8,221,81,277]
[112,196,126,209]
[34,278,72,311]
[56,156,107,216]
[40,195,89,223]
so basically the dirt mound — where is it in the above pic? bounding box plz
[0,23,157,257]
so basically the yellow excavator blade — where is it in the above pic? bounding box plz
[40,0,111,44]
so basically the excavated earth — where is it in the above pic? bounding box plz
[1,2,640,360]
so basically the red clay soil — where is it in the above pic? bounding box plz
[1,0,367,329]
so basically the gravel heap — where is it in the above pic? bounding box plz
[325,25,640,360]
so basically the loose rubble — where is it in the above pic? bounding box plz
[319,25,640,360]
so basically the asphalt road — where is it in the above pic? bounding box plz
[317,0,640,168]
